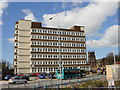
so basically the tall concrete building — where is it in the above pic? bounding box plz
[14,20,90,74]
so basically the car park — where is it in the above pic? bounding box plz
[9,76,27,84]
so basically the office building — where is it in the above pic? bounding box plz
[14,20,90,74]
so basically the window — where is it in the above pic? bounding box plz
[49,62,50,64]
[15,43,18,46]
[15,30,18,34]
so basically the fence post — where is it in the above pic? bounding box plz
[50,78,52,87]
[8,83,9,89]
[88,85,92,90]
[43,86,46,90]
[69,77,70,83]
[34,86,36,90]
[44,84,49,90]
[37,79,39,87]
[72,82,75,90]
[76,77,78,83]
[65,82,67,88]
[56,83,60,90]
[24,83,26,90]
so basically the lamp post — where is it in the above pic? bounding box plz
[112,46,116,64]
[49,14,62,86]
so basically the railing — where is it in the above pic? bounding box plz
[34,77,101,89]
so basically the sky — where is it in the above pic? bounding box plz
[0,0,119,64]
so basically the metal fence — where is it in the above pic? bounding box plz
[3,76,107,89]
[34,77,101,89]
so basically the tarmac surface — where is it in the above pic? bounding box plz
[1,74,106,89]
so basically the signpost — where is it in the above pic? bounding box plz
[106,64,120,88]
[108,78,115,87]
[106,64,120,81]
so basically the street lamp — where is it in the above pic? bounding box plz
[49,14,62,86]
[112,46,116,64]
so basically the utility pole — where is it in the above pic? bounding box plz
[49,14,62,87]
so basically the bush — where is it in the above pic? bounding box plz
[115,81,120,87]
[79,80,120,88]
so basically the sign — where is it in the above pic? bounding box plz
[112,67,119,80]
[108,78,115,87]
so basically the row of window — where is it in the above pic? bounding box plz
[31,54,86,58]
[31,41,85,47]
[32,29,84,36]
[31,48,86,53]
[32,66,87,72]
[32,35,85,42]
[31,60,86,65]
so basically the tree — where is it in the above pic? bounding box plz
[0,59,11,69]
[115,52,120,63]
[0,60,13,79]
[104,52,120,65]
[104,52,114,65]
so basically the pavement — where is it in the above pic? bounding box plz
[1,74,106,88]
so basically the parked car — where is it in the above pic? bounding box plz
[9,76,27,84]
[47,73,56,79]
[80,70,86,77]
[36,73,40,76]
[97,68,106,75]
[31,73,40,77]
[30,73,36,77]
[38,74,46,79]
[25,74,31,77]
[18,74,24,76]
[20,75,30,81]
[4,75,12,80]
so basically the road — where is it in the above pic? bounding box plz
[1,74,106,88]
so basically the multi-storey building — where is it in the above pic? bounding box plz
[14,19,90,74]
